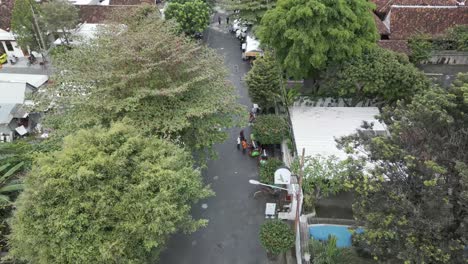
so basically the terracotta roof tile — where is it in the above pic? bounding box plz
[388,6,468,39]
[78,5,138,23]
[378,39,410,53]
[109,0,154,5]
[374,13,389,35]
[372,0,460,15]
[0,0,14,31]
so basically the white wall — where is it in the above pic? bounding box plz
[1,41,26,58]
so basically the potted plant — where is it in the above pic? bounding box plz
[259,220,295,259]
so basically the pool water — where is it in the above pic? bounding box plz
[309,224,364,248]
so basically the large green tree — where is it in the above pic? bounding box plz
[38,7,240,158]
[40,0,79,46]
[245,53,282,108]
[252,115,289,145]
[322,47,430,106]
[258,0,378,79]
[223,0,276,24]
[11,0,47,51]
[165,0,211,35]
[9,123,212,263]
[337,75,468,263]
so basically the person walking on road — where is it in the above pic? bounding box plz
[218,16,222,25]
[226,16,230,24]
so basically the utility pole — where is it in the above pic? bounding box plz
[30,1,47,59]
[294,148,305,232]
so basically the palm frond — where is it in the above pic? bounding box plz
[0,164,10,174]
[0,162,24,184]
[0,195,11,204]
[0,184,24,193]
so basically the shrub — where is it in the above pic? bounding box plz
[259,220,295,255]
[253,115,289,145]
[259,158,284,184]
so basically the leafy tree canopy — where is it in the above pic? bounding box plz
[259,220,295,255]
[11,0,47,51]
[165,0,211,35]
[222,0,276,24]
[259,158,283,184]
[37,7,241,159]
[252,115,289,145]
[322,47,430,106]
[9,123,212,263]
[258,0,378,79]
[337,74,468,263]
[245,53,282,109]
[40,0,79,45]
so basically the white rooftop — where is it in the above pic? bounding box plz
[54,23,101,45]
[0,82,27,104]
[0,73,48,88]
[290,106,386,159]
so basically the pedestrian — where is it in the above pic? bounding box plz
[218,16,221,25]
[226,16,230,24]
[239,130,245,141]
[236,136,241,150]
[241,139,249,154]
[249,112,255,125]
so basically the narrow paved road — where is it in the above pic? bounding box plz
[159,21,270,264]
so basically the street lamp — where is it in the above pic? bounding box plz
[248,179,289,191]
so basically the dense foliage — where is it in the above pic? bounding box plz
[38,7,241,159]
[165,0,211,35]
[337,74,468,263]
[258,0,377,79]
[11,0,47,51]
[259,158,284,184]
[40,0,79,45]
[223,0,276,24]
[245,53,282,109]
[252,115,289,145]
[322,47,430,106]
[309,236,372,264]
[407,34,432,64]
[259,220,295,255]
[291,155,348,212]
[9,123,212,263]
[408,25,468,63]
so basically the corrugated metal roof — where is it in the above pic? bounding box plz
[0,74,48,88]
[290,106,386,159]
[0,82,27,104]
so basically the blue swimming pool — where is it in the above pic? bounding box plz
[309,224,364,248]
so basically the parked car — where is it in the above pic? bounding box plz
[0,54,6,64]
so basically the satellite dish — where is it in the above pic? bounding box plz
[274,167,291,185]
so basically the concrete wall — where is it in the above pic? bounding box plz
[428,51,468,65]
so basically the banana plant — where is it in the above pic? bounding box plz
[0,162,24,204]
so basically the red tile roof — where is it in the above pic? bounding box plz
[109,0,154,5]
[78,5,138,23]
[378,39,410,53]
[388,6,468,39]
[372,0,461,15]
[374,13,390,35]
[0,0,14,31]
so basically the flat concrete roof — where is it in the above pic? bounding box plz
[290,106,386,159]
[0,82,27,104]
[0,73,48,88]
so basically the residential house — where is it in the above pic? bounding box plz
[0,73,48,142]
[0,0,27,59]
[371,0,468,54]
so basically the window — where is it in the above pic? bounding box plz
[5,41,14,51]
